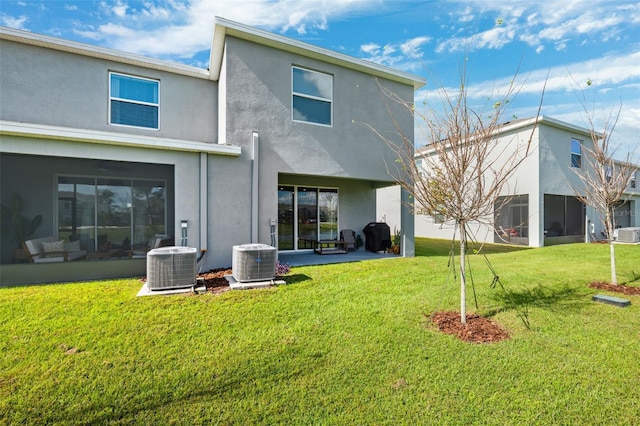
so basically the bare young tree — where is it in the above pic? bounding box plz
[369,69,544,324]
[572,106,638,285]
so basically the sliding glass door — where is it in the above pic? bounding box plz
[97,178,132,250]
[57,176,166,253]
[133,180,166,248]
[58,177,96,249]
[319,189,338,240]
[277,185,338,251]
[297,187,318,244]
[278,186,294,250]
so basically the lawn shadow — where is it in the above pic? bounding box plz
[415,237,531,258]
[485,283,592,327]
[623,270,640,285]
[282,274,312,285]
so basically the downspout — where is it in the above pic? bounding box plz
[199,152,208,261]
[251,132,259,243]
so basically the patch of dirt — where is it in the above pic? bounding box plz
[589,281,640,296]
[197,268,232,294]
[430,311,510,344]
[140,268,233,294]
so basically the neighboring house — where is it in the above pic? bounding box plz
[0,17,425,285]
[410,116,640,247]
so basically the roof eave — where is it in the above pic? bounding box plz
[209,16,425,89]
[415,116,604,157]
[0,26,210,80]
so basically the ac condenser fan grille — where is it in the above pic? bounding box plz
[232,244,277,282]
[147,246,197,290]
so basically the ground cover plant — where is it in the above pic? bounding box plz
[1,239,639,424]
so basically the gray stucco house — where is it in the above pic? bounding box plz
[0,17,425,285]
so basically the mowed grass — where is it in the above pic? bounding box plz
[1,239,639,425]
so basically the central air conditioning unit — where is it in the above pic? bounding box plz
[616,227,640,243]
[147,246,197,290]
[232,244,277,282]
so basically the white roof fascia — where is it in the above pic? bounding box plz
[0,26,210,80]
[209,16,426,90]
[416,116,597,157]
[0,121,241,156]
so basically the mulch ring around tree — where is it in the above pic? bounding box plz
[589,281,640,296]
[430,311,510,344]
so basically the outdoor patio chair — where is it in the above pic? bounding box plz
[340,229,357,251]
[129,234,173,258]
[23,236,87,263]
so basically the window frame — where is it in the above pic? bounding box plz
[277,184,339,251]
[109,71,160,130]
[291,66,333,127]
[630,171,637,189]
[56,174,167,254]
[570,138,582,168]
[605,165,613,183]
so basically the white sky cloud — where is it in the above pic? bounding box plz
[436,26,514,53]
[360,42,380,54]
[360,36,432,72]
[436,1,640,53]
[433,51,640,101]
[71,0,377,58]
[1,14,28,29]
[400,36,431,59]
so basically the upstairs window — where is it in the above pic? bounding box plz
[631,171,637,189]
[110,72,159,130]
[292,66,332,126]
[571,138,582,168]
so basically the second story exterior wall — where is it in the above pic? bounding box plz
[0,38,218,143]
[219,35,415,182]
[537,121,594,196]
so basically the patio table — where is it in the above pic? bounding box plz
[299,239,348,255]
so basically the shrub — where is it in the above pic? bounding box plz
[276,261,290,276]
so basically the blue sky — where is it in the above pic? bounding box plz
[2,0,639,154]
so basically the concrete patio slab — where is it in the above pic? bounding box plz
[278,249,401,267]
[225,274,286,290]
[137,282,206,296]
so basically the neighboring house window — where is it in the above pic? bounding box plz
[631,171,637,189]
[415,159,426,178]
[433,213,446,224]
[544,194,585,238]
[292,66,332,126]
[571,138,582,168]
[494,195,529,245]
[605,165,613,183]
[109,72,159,129]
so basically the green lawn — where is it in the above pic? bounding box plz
[1,239,639,425]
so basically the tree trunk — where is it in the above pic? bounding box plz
[459,221,467,325]
[609,241,618,285]
[605,207,618,285]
